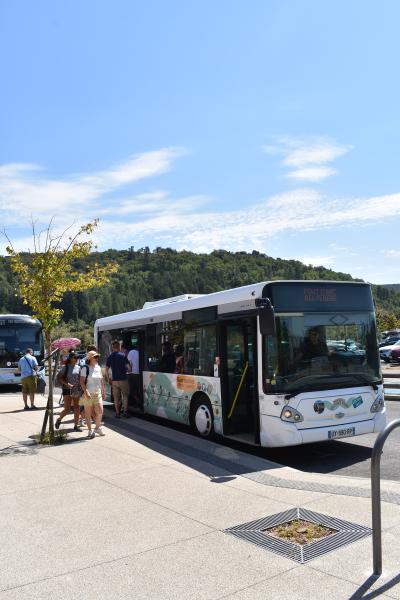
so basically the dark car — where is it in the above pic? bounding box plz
[390,347,400,364]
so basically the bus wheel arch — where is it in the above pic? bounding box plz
[189,393,214,438]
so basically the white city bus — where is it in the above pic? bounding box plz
[0,314,44,385]
[95,280,386,447]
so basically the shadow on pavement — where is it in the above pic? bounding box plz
[102,407,281,481]
[100,406,375,481]
[349,572,400,598]
[261,439,372,475]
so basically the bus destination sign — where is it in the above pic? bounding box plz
[304,288,337,303]
[0,318,35,327]
[264,281,374,312]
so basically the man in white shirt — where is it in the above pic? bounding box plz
[127,344,140,410]
[17,348,38,409]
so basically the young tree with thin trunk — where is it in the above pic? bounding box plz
[4,219,119,444]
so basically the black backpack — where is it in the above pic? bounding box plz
[80,364,90,385]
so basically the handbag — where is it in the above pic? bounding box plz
[36,373,46,394]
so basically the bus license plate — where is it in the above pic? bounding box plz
[328,427,355,440]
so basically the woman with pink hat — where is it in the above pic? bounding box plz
[80,350,106,438]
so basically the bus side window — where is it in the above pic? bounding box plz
[184,325,216,376]
[145,324,160,371]
[264,334,279,385]
[184,329,198,375]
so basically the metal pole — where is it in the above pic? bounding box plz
[371,419,400,576]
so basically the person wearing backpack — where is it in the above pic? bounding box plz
[17,348,38,410]
[55,352,82,431]
[80,350,106,438]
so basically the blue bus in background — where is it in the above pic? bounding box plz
[0,314,44,385]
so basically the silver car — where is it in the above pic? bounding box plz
[380,340,400,362]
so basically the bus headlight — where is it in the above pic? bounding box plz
[370,396,385,413]
[280,405,304,423]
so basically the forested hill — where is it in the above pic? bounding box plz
[1,247,400,322]
[382,284,400,293]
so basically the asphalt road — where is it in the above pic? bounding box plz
[248,400,400,482]
[2,385,400,482]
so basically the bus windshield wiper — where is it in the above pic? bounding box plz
[284,374,381,399]
[284,376,341,400]
[345,373,381,391]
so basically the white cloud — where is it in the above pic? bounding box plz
[97,192,209,217]
[2,148,400,278]
[381,249,400,258]
[0,147,184,225]
[264,137,352,183]
[282,141,351,167]
[83,188,400,256]
[287,166,336,182]
[297,255,335,268]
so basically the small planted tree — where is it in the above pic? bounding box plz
[4,219,119,444]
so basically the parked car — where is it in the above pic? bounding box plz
[379,336,400,348]
[382,329,400,339]
[390,346,400,364]
[327,340,365,364]
[380,340,400,362]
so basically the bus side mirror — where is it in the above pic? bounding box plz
[257,298,276,336]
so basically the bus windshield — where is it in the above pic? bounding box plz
[264,311,381,394]
[0,325,43,363]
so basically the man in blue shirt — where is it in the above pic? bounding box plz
[105,341,131,418]
[17,348,38,409]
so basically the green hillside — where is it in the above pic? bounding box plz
[1,248,400,329]
[382,284,400,293]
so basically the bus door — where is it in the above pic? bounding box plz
[122,329,145,411]
[220,317,259,443]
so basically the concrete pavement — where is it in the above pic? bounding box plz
[1,391,400,599]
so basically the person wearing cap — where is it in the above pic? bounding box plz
[80,350,106,438]
[55,352,82,431]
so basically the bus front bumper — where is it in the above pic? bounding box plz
[259,409,386,448]
[0,371,21,385]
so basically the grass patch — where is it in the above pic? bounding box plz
[264,519,336,546]
[33,430,68,446]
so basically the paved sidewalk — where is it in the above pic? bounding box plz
[1,393,400,599]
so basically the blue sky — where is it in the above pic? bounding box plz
[1,0,399,284]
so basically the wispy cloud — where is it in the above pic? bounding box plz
[97,192,209,217]
[264,137,352,183]
[84,188,400,255]
[2,148,400,270]
[297,255,335,268]
[287,166,336,182]
[381,249,400,258]
[0,147,185,225]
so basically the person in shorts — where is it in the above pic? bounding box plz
[55,352,82,431]
[78,344,97,427]
[106,341,131,418]
[17,348,38,410]
[80,350,106,439]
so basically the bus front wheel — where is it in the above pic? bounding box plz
[190,396,214,438]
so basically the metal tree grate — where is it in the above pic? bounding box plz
[225,507,371,564]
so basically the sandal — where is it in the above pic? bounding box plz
[55,418,61,430]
